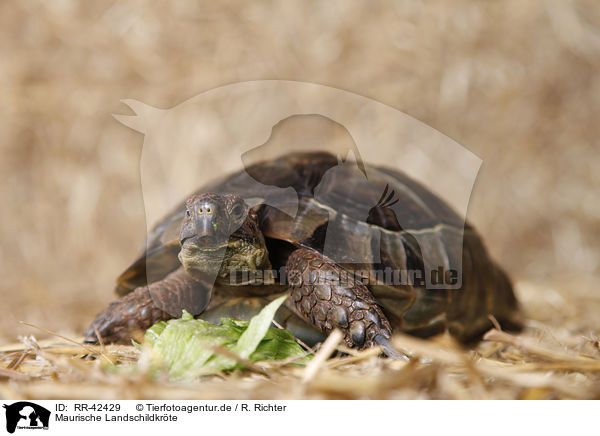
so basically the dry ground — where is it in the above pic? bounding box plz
[1,0,599,399]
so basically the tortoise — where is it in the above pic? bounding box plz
[85,151,519,357]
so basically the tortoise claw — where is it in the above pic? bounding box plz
[375,335,408,360]
[84,286,168,344]
[84,267,213,344]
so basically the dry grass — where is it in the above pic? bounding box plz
[1,0,599,399]
[6,279,597,402]
[1,278,599,400]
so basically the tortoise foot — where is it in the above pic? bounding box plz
[85,267,211,344]
[286,248,405,358]
[84,285,170,344]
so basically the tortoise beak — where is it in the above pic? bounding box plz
[180,197,230,248]
[194,214,218,245]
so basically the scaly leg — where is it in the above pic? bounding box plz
[84,267,211,344]
[286,248,405,359]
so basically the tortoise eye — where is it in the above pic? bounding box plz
[186,209,190,217]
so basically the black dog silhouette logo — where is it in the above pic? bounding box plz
[3,402,50,433]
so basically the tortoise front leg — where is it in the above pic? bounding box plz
[84,267,211,344]
[286,248,405,359]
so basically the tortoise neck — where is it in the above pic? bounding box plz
[178,210,271,280]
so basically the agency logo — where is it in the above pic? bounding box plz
[2,402,50,434]
[113,80,482,302]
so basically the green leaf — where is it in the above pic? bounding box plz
[144,320,167,345]
[232,294,288,360]
[142,295,310,379]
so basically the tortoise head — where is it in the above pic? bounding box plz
[178,193,269,279]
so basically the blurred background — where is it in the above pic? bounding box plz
[1,0,599,343]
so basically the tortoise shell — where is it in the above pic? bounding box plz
[117,151,519,342]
